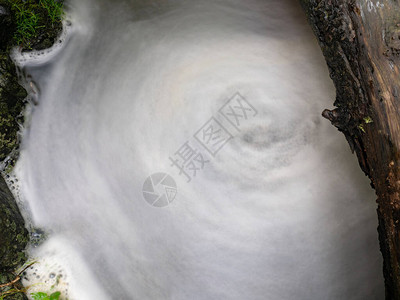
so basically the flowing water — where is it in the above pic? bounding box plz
[14,0,384,299]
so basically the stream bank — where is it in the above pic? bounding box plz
[0,1,63,299]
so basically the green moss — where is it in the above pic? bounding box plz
[363,116,373,124]
[358,124,365,133]
[4,0,64,50]
[0,0,64,168]
[357,116,373,134]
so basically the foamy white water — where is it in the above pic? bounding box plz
[15,0,384,299]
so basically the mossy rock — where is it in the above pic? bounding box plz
[0,0,64,51]
[0,175,29,299]
[0,3,27,164]
[0,56,27,163]
[0,1,63,299]
[0,175,29,270]
[0,0,64,164]
[0,271,28,300]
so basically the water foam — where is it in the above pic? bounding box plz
[15,0,384,299]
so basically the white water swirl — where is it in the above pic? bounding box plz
[15,0,383,299]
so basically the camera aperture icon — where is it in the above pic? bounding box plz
[142,173,177,207]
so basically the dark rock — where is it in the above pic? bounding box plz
[0,1,64,298]
[0,175,29,299]
[0,1,27,164]
[0,4,15,52]
[0,175,28,270]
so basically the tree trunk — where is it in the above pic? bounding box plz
[298,0,400,298]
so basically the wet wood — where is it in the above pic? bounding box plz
[299,1,400,298]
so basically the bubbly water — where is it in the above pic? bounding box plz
[15,0,384,299]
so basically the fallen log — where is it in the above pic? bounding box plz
[299,1,400,298]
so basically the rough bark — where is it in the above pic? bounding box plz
[298,0,400,298]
